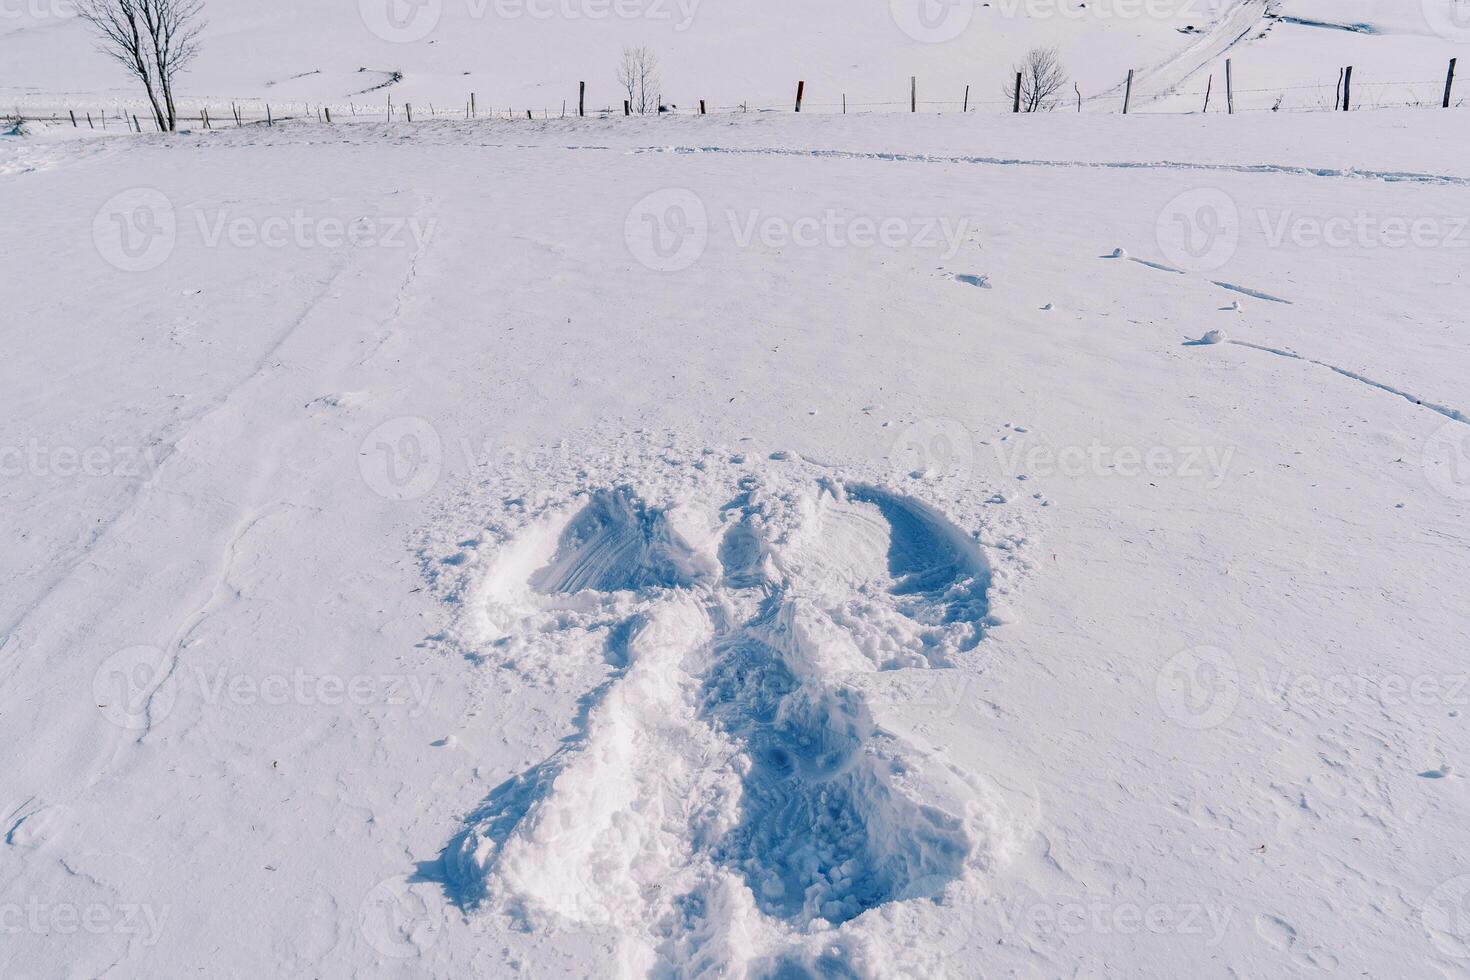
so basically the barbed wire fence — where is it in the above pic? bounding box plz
[7,58,1464,131]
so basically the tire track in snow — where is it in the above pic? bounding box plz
[1089,0,1270,109]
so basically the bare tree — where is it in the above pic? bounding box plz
[1003,47,1067,113]
[617,45,661,116]
[78,0,204,132]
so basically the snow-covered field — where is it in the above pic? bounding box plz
[4,46,1470,980]
[4,0,1470,115]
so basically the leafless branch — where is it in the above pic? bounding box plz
[1004,46,1068,113]
[77,0,205,131]
[617,45,661,116]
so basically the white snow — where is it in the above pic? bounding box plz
[3,19,1470,979]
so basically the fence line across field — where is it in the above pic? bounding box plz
[10,60,1466,132]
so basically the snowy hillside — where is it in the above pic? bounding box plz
[2,104,1469,977]
[4,0,1470,114]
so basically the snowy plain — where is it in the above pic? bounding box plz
[3,105,1470,977]
[4,0,1470,975]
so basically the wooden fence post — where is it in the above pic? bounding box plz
[1122,69,1134,114]
[1013,72,1021,112]
[69,109,77,127]
[1225,58,1234,114]
[794,80,805,112]
[963,84,969,112]
[1445,58,1458,108]
[1342,66,1352,111]
[842,93,847,114]
[1334,67,1344,110]
[578,81,585,117]
[87,111,94,129]
[526,109,532,119]
[325,107,332,123]
[911,76,917,112]
[624,99,631,116]
[700,99,706,114]
[1203,75,1212,113]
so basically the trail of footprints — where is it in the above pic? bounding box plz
[445,475,1007,973]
